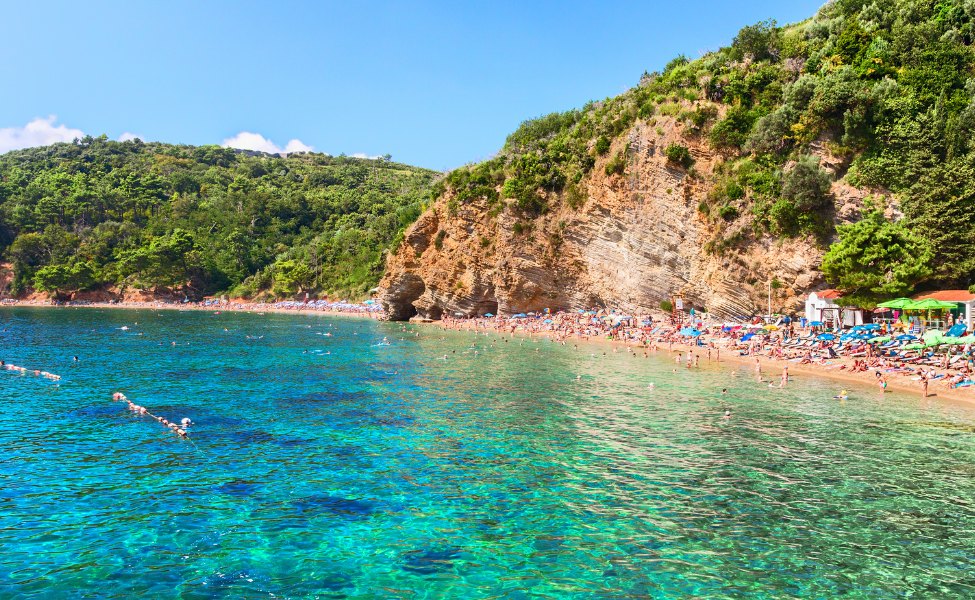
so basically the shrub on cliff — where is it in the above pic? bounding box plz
[709,106,759,150]
[730,19,780,62]
[718,204,739,221]
[604,151,627,176]
[664,143,694,169]
[781,156,832,214]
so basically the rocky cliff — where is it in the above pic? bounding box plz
[380,112,875,321]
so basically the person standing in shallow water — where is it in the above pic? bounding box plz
[780,365,789,388]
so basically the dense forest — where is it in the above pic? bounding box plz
[438,0,975,307]
[0,137,437,299]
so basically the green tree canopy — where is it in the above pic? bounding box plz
[0,138,437,299]
[820,209,933,307]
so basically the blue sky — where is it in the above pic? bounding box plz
[2,0,825,170]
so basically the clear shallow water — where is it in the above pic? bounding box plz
[3,309,975,598]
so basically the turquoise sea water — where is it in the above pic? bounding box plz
[3,308,975,598]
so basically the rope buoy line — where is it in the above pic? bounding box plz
[112,392,190,438]
[1,361,61,381]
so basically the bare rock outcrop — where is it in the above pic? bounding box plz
[380,118,834,321]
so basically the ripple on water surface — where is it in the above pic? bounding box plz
[3,308,975,597]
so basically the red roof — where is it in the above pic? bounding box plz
[816,289,844,300]
[913,290,975,302]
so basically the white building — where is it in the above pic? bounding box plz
[804,289,865,328]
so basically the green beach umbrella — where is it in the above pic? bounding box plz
[877,298,913,309]
[923,329,945,343]
[942,336,967,345]
[869,335,891,343]
[905,298,957,311]
[902,343,926,350]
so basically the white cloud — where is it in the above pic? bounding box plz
[221,131,313,155]
[0,116,85,153]
[118,132,142,142]
[351,152,380,160]
[283,139,313,154]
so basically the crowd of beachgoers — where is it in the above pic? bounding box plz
[439,309,975,399]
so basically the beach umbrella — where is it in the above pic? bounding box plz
[869,335,891,343]
[679,327,702,337]
[941,336,966,345]
[483,313,494,317]
[877,298,914,309]
[862,323,881,330]
[895,334,918,341]
[543,319,553,324]
[902,343,925,350]
[905,298,957,311]
[512,313,527,318]
[923,329,945,343]
[764,324,779,331]
[809,321,823,327]
[817,333,836,341]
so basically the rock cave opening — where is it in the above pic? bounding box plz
[475,299,499,316]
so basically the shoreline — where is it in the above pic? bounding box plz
[6,300,975,407]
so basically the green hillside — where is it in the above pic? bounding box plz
[438,0,975,306]
[0,137,437,299]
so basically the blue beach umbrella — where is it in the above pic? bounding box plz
[810,321,823,327]
[679,327,702,337]
[817,333,836,341]
[483,313,494,317]
[543,319,553,324]
[895,334,918,341]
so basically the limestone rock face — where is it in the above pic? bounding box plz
[380,119,855,321]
